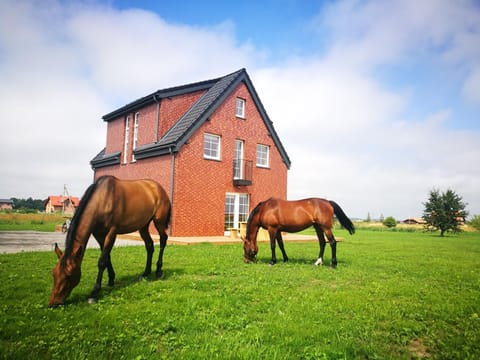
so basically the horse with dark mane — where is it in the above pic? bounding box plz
[49,176,171,307]
[242,198,355,266]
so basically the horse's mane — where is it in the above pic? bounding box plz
[246,198,270,239]
[63,181,98,258]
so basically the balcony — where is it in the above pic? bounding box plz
[233,159,253,186]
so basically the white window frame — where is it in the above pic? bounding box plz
[256,144,270,168]
[224,193,249,234]
[123,116,130,164]
[203,133,221,160]
[233,139,244,180]
[235,98,245,118]
[132,112,139,162]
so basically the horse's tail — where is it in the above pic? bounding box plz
[63,181,98,256]
[329,200,355,235]
[165,202,172,228]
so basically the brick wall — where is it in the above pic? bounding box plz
[169,82,288,236]
[95,81,288,237]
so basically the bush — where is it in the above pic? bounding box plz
[469,215,480,231]
[382,216,397,228]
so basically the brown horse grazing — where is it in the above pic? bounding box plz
[242,198,355,266]
[49,176,171,307]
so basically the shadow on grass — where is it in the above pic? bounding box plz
[253,256,350,267]
[63,267,186,306]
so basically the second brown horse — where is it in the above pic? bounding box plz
[242,198,355,266]
[49,176,171,307]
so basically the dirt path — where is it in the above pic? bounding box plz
[0,231,142,254]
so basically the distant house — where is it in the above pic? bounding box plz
[44,196,80,214]
[0,199,13,210]
[403,217,427,225]
[91,68,291,236]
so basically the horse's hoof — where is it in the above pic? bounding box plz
[156,270,164,279]
[314,258,323,266]
[331,264,337,269]
[87,298,97,304]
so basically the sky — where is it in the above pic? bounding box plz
[0,0,479,220]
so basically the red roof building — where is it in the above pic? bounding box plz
[45,196,80,214]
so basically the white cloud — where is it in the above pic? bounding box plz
[0,0,259,199]
[463,68,480,105]
[252,0,480,218]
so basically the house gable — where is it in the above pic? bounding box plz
[91,69,290,169]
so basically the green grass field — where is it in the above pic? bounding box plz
[1,229,479,359]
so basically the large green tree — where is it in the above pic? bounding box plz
[422,189,468,236]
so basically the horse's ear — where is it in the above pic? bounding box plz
[73,246,84,260]
[54,243,63,259]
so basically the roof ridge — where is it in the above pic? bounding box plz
[157,69,245,147]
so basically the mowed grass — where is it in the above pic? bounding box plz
[1,229,479,359]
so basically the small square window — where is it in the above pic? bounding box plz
[204,133,221,160]
[256,144,269,168]
[236,98,245,118]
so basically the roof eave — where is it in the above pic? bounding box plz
[90,151,121,169]
[102,80,219,122]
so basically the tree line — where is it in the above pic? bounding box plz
[9,198,45,212]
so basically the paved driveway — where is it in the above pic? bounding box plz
[0,231,143,254]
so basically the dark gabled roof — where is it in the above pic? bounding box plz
[102,79,217,122]
[93,69,291,169]
[90,148,121,169]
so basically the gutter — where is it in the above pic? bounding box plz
[169,146,176,236]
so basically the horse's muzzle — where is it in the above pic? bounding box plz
[243,256,257,263]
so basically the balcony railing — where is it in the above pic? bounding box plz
[233,159,253,186]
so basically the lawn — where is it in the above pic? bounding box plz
[1,229,479,359]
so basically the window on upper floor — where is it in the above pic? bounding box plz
[256,144,269,168]
[132,112,139,162]
[204,133,221,160]
[235,98,245,118]
[123,116,130,164]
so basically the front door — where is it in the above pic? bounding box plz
[224,193,249,234]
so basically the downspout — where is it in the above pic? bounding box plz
[153,94,161,143]
[169,145,175,236]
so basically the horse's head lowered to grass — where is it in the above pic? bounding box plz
[242,235,258,263]
[49,243,83,307]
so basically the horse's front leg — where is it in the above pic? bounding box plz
[139,227,154,277]
[268,229,277,265]
[89,232,116,303]
[276,232,289,262]
[314,225,326,266]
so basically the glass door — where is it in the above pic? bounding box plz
[224,193,249,234]
[233,140,244,180]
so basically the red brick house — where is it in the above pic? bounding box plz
[91,69,290,236]
[0,199,13,210]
